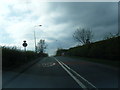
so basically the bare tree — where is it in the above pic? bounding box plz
[37,39,47,53]
[103,32,119,40]
[73,28,94,45]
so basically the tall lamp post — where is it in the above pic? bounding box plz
[34,25,42,53]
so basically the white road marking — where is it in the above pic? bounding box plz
[53,57,87,89]
[60,61,97,89]
[42,62,56,67]
[53,57,97,90]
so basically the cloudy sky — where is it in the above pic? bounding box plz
[0,0,118,55]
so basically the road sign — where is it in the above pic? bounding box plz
[22,40,28,51]
[23,40,28,47]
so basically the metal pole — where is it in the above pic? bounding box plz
[118,1,120,36]
[34,25,42,53]
[24,47,26,52]
[34,29,37,53]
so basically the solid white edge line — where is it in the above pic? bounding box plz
[53,57,87,89]
[60,61,97,89]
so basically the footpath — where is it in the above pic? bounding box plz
[2,57,43,87]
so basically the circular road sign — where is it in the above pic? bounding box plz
[23,40,28,47]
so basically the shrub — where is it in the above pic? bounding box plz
[2,46,47,70]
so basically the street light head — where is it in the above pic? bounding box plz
[39,25,42,26]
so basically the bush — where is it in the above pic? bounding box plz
[2,46,47,70]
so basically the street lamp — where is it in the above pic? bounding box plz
[34,25,42,53]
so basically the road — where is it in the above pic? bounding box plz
[2,56,119,89]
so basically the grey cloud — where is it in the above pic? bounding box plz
[44,2,118,55]
[47,2,118,39]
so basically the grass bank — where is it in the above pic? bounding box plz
[56,36,120,68]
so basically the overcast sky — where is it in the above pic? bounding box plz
[0,0,118,55]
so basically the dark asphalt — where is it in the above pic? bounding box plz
[2,56,119,88]
[56,56,119,88]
